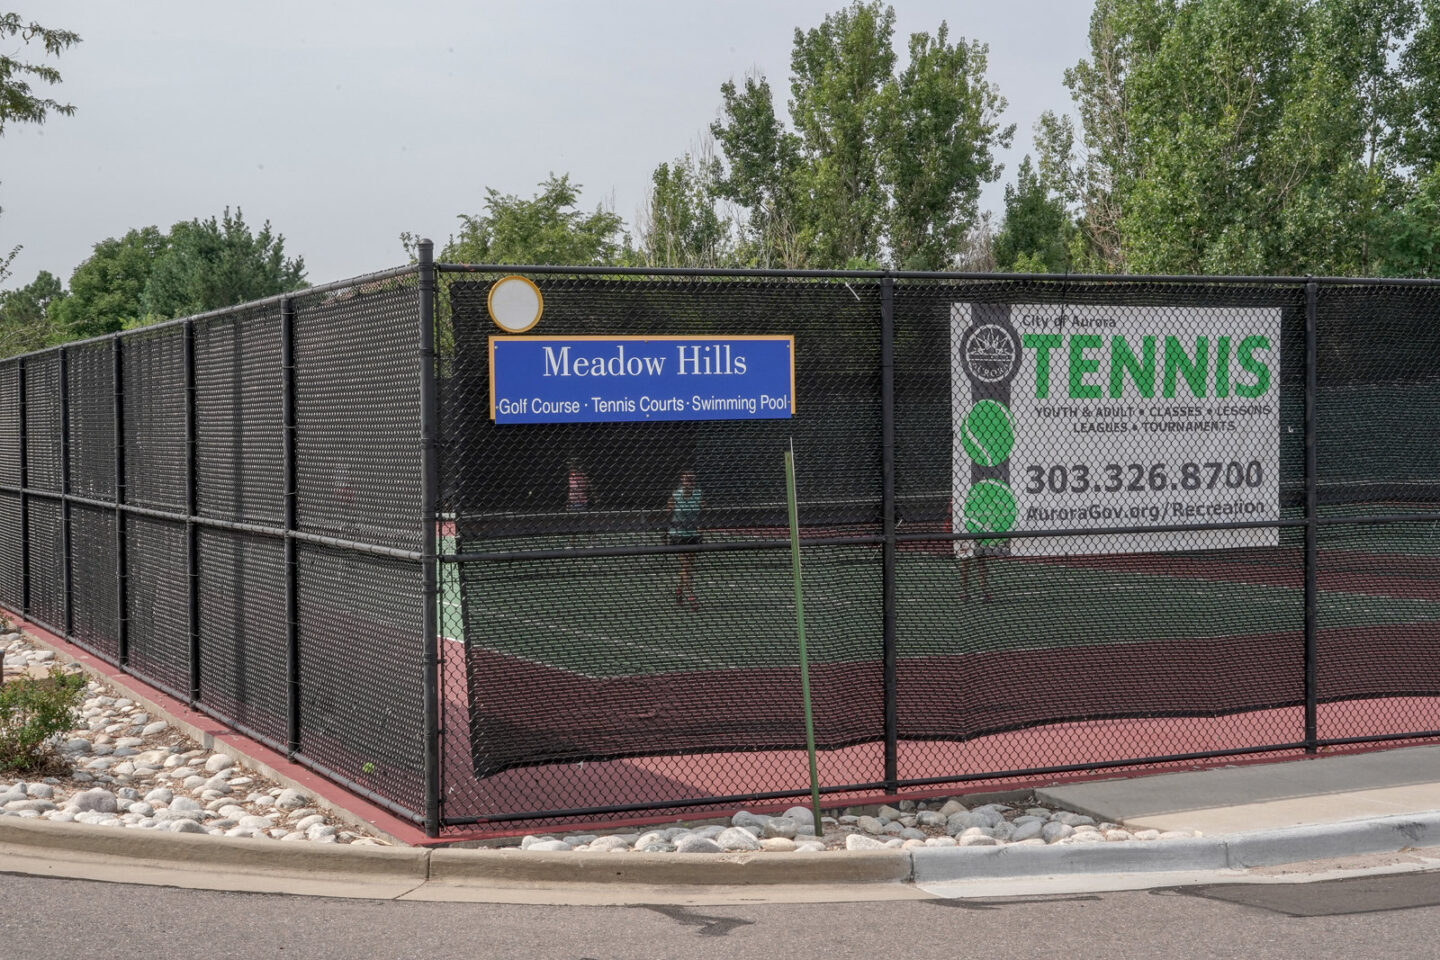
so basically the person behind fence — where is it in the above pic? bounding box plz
[961,539,995,603]
[565,459,590,548]
[666,469,703,611]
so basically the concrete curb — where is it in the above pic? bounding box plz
[7,812,1440,893]
[427,847,912,886]
[0,816,429,880]
[911,813,1440,884]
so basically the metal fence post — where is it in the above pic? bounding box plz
[281,296,300,756]
[114,336,128,667]
[1303,279,1319,752]
[59,347,72,637]
[880,275,899,791]
[18,357,28,616]
[185,319,200,704]
[417,240,442,837]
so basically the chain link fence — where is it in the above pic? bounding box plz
[2,251,1438,838]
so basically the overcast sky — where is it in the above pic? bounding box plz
[2,1,1093,286]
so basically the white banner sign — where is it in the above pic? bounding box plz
[951,303,1282,557]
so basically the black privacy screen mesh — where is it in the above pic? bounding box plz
[437,271,1437,812]
[444,277,885,783]
[1313,283,1440,735]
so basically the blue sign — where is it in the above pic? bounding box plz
[490,336,795,423]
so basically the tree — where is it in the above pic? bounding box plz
[141,208,306,319]
[635,145,734,268]
[788,1,896,266]
[0,269,64,355]
[1059,0,1428,276]
[48,228,168,340]
[0,13,79,136]
[709,74,807,266]
[1,12,80,288]
[880,23,1012,270]
[709,3,1012,269]
[437,174,626,266]
[992,156,1076,273]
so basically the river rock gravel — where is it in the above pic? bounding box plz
[1,630,387,847]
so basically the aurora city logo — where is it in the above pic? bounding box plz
[962,323,1020,384]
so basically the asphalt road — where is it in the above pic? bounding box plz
[5,871,1440,960]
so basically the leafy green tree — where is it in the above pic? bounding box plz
[992,156,1076,273]
[0,269,64,355]
[437,174,626,266]
[1060,0,1428,276]
[710,3,1011,269]
[636,147,734,268]
[0,12,79,136]
[788,1,896,266]
[1,12,80,288]
[49,227,168,339]
[141,208,306,320]
[880,23,1012,269]
[709,74,807,266]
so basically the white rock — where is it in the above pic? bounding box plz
[714,827,761,851]
[845,834,888,850]
[876,805,903,821]
[674,835,723,854]
[1133,829,1161,841]
[759,837,797,852]
[586,835,632,853]
[169,819,205,834]
[924,836,958,847]
[960,833,999,846]
[306,824,338,841]
[938,800,967,817]
[293,814,327,833]
[1041,822,1074,843]
[141,721,168,736]
[144,787,173,804]
[1011,820,1044,842]
[528,839,573,852]
[237,816,274,831]
[730,810,766,830]
[915,811,947,827]
[1051,811,1095,827]
[70,788,118,813]
[204,755,235,774]
[762,817,798,840]
[1158,830,1195,840]
[899,827,927,841]
[274,788,309,811]
[169,796,203,815]
[781,805,815,827]
[857,815,886,835]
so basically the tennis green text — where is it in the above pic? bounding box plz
[1021,334,1273,399]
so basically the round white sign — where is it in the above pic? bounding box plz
[487,275,544,333]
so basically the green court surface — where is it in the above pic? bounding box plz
[437,537,1440,679]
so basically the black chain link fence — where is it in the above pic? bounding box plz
[2,253,1437,839]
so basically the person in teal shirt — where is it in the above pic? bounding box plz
[667,469,703,611]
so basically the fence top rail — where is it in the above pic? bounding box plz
[0,263,420,363]
[435,262,1440,287]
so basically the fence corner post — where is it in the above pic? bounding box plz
[417,239,442,837]
[881,273,899,792]
[280,296,300,757]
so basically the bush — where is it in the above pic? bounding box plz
[0,667,86,774]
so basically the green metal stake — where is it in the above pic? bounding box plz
[785,440,825,837]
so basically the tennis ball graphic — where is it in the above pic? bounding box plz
[963,479,1017,534]
[960,399,1015,466]
[362,762,375,774]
